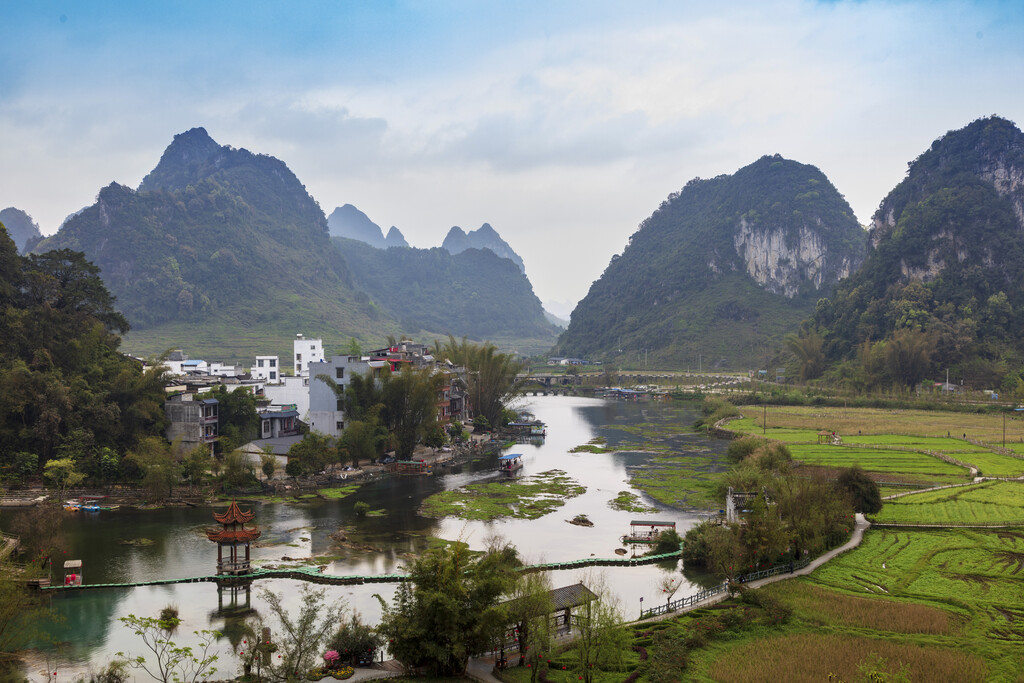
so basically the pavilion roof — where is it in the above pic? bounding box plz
[213,500,256,525]
[206,528,262,543]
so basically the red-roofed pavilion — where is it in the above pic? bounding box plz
[206,501,261,575]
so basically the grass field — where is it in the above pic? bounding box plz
[788,444,969,477]
[729,409,1024,479]
[869,481,1024,525]
[676,528,1024,681]
[731,404,1024,445]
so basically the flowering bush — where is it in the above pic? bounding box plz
[323,650,340,668]
[331,666,355,680]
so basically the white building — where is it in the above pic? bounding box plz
[293,334,324,378]
[307,355,386,437]
[208,362,241,377]
[253,355,280,383]
[263,375,311,420]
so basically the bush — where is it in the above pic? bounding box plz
[285,459,303,477]
[834,466,882,514]
[726,436,766,464]
[648,529,682,555]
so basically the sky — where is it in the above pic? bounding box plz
[2,1,1023,318]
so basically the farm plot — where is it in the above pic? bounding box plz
[870,481,1024,526]
[733,405,1024,445]
[788,444,969,479]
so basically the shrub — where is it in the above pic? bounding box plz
[353,501,370,518]
[726,436,765,464]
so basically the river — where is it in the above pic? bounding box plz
[8,395,727,677]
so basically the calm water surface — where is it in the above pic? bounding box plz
[10,396,727,677]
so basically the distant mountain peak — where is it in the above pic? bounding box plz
[328,204,388,247]
[0,207,43,253]
[441,223,525,273]
[384,226,409,248]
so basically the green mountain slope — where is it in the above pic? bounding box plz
[36,128,392,360]
[557,155,866,368]
[0,207,43,253]
[812,116,1024,389]
[334,237,558,341]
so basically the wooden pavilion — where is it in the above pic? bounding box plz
[206,501,261,575]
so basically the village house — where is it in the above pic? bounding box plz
[293,333,324,378]
[164,393,219,455]
[252,355,280,383]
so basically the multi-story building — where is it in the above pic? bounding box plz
[293,334,324,378]
[252,355,280,383]
[164,394,219,455]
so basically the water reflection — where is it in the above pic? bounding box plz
[8,396,727,673]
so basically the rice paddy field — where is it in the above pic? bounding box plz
[608,404,1024,681]
[728,407,1024,480]
[869,481,1024,525]
[671,527,1024,681]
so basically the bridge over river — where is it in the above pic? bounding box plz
[41,550,682,592]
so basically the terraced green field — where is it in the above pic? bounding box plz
[788,444,968,477]
[869,481,1024,525]
[687,528,1024,680]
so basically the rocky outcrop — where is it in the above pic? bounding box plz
[733,217,857,298]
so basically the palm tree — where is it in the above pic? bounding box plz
[783,330,825,381]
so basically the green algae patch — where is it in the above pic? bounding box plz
[421,469,586,521]
[570,437,615,454]
[609,490,659,513]
[317,484,361,499]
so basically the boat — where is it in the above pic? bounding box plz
[498,453,523,473]
[63,500,80,511]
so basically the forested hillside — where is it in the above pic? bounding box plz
[0,223,166,482]
[810,116,1024,391]
[0,207,43,253]
[334,237,557,340]
[557,155,866,367]
[36,128,392,357]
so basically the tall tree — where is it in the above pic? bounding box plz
[375,540,521,676]
[434,335,525,427]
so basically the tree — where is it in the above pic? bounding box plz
[571,575,630,683]
[0,558,55,670]
[286,432,337,476]
[116,614,220,683]
[834,466,882,514]
[433,336,525,428]
[375,540,521,676]
[884,328,933,389]
[211,386,259,454]
[504,571,554,668]
[126,437,179,500]
[423,424,446,450]
[340,416,388,467]
[221,450,258,490]
[181,446,209,494]
[784,329,825,381]
[256,585,346,681]
[261,454,277,480]
[42,457,85,498]
[379,366,444,459]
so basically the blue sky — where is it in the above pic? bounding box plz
[2,0,1023,316]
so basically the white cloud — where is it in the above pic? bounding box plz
[2,0,1023,311]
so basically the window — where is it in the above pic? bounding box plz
[335,367,344,379]
[257,359,264,367]
[269,359,276,367]
[336,399,344,410]
[296,353,302,361]
[263,421,271,435]
[335,421,344,431]
[270,371,277,380]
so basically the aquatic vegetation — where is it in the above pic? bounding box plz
[608,490,659,513]
[420,469,585,521]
